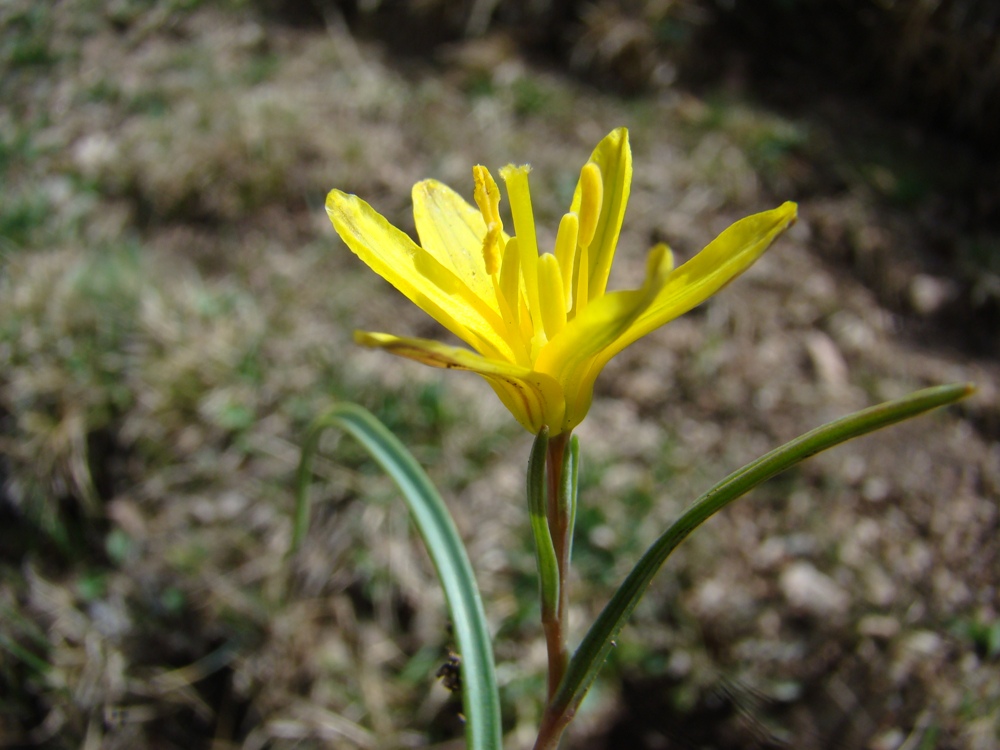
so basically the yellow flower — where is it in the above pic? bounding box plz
[326,128,796,436]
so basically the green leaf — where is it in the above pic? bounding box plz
[294,403,502,750]
[544,382,974,740]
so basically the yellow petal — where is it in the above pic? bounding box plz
[604,201,798,363]
[569,128,632,301]
[412,179,497,305]
[355,330,566,433]
[326,189,513,361]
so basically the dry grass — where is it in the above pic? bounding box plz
[1,1,998,749]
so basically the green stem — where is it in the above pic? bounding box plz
[545,431,572,697]
[533,382,974,750]
[528,429,563,697]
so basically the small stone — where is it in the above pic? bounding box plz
[858,614,900,639]
[870,727,905,750]
[73,133,119,178]
[588,524,617,551]
[862,476,891,503]
[805,331,849,390]
[905,630,943,656]
[666,649,692,678]
[780,561,850,618]
[909,274,956,316]
[863,565,897,607]
[691,577,731,618]
[754,536,789,570]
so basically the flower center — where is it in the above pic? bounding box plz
[471,160,605,363]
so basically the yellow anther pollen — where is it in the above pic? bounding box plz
[538,253,567,339]
[577,162,603,249]
[473,165,502,228]
[474,165,504,275]
[482,225,501,275]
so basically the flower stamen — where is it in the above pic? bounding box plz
[538,253,567,339]
[573,162,603,315]
[326,126,798,436]
[577,162,603,250]
[500,165,543,345]
[553,212,579,312]
[473,165,504,275]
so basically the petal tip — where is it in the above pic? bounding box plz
[325,188,354,218]
[780,201,799,224]
[353,330,376,346]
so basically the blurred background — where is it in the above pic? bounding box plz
[1,0,998,748]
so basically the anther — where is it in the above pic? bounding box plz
[538,253,567,339]
[553,212,579,305]
[577,162,603,250]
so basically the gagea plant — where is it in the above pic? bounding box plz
[296,127,972,749]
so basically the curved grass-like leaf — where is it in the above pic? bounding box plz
[294,403,502,750]
[536,382,974,747]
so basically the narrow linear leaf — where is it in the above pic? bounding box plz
[294,403,502,750]
[549,382,974,727]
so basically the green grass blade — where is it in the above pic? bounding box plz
[294,402,502,750]
[549,382,974,727]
